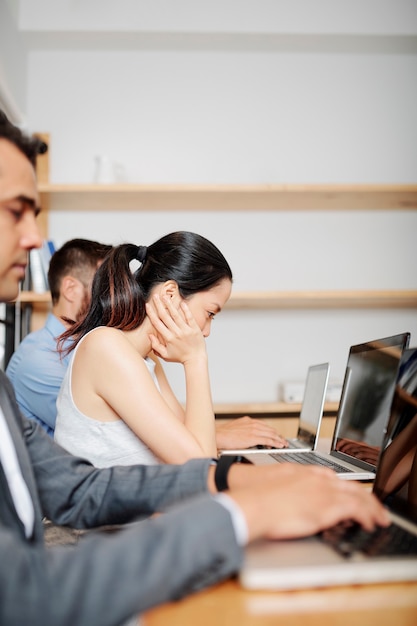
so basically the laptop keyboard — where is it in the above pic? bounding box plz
[269,451,354,474]
[320,521,417,558]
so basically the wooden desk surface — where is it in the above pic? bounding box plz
[214,401,339,418]
[142,578,417,626]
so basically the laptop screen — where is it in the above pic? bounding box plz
[373,347,417,523]
[332,333,410,472]
[298,363,329,445]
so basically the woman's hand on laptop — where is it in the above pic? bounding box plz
[226,464,390,543]
[216,416,288,450]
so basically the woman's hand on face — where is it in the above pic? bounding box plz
[146,294,207,364]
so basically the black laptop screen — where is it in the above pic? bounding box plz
[373,347,417,523]
[332,333,410,472]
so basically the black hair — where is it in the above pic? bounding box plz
[48,238,113,304]
[60,231,232,352]
[0,110,47,166]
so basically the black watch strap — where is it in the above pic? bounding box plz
[214,455,246,491]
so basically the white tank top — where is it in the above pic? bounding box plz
[55,328,160,467]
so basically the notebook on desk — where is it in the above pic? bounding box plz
[234,333,410,480]
[221,362,330,455]
[240,347,417,591]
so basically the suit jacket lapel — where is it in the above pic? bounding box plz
[0,371,43,539]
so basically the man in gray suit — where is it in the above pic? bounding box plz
[0,110,388,626]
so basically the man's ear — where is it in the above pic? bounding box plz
[60,276,83,303]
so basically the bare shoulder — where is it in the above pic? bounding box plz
[77,327,128,358]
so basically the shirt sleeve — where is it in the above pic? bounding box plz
[213,492,249,546]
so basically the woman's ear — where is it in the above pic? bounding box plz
[161,280,180,301]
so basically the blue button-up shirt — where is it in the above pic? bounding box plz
[6,314,71,436]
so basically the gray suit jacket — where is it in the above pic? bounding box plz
[0,371,242,626]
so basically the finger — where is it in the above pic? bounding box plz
[232,417,285,436]
[338,481,391,529]
[158,296,193,332]
[237,417,289,446]
[148,333,168,359]
[262,433,288,447]
[145,296,176,336]
[145,297,165,328]
[249,430,289,449]
[153,295,180,328]
[255,436,288,449]
[162,296,185,324]
[314,475,387,532]
[179,299,192,320]
[179,300,201,329]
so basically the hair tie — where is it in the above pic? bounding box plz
[136,245,147,264]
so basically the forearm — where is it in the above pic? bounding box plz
[226,460,285,492]
[1,496,241,626]
[183,356,217,457]
[206,458,258,497]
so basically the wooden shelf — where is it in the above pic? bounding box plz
[38,183,417,212]
[225,290,417,310]
[16,289,417,309]
[16,291,51,303]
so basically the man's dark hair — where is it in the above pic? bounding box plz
[48,239,113,304]
[0,109,47,166]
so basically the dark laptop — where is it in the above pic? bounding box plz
[240,346,417,590]
[237,333,410,480]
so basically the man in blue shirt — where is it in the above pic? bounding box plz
[6,238,112,434]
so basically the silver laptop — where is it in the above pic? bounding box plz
[221,363,330,455]
[240,348,417,591]
[234,333,410,480]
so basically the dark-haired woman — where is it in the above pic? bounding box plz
[51,232,259,466]
[55,231,285,466]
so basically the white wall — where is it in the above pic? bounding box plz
[4,1,417,401]
[28,49,417,184]
[0,0,27,123]
[14,0,417,35]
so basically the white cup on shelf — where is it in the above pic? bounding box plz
[93,156,127,183]
[93,155,113,183]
